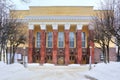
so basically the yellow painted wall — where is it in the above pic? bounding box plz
[10,10,29,19]
[29,6,94,16]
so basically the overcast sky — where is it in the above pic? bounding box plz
[12,0,101,10]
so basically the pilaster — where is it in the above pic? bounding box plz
[52,24,58,64]
[28,24,34,63]
[40,24,46,64]
[65,24,70,65]
[77,24,83,64]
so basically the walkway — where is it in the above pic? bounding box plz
[27,64,92,80]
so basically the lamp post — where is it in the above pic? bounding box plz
[89,46,92,70]
[23,45,26,67]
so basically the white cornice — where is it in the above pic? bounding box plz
[24,16,92,21]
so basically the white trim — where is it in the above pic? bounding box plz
[52,24,58,30]
[77,24,83,30]
[28,24,34,30]
[40,24,46,30]
[25,16,92,21]
[65,23,70,30]
[29,22,89,24]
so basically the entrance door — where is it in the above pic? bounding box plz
[69,48,76,64]
[57,48,65,65]
[46,48,52,63]
[33,48,40,63]
[57,56,64,64]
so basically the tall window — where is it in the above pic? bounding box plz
[58,32,64,48]
[47,32,53,48]
[69,32,75,48]
[36,32,40,48]
[82,32,86,47]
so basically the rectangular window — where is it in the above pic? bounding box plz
[58,32,64,48]
[69,32,75,48]
[36,32,40,48]
[47,32,53,48]
[82,32,86,47]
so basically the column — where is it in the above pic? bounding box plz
[77,24,83,64]
[65,23,70,65]
[89,30,94,63]
[52,24,58,64]
[28,24,34,63]
[40,24,46,64]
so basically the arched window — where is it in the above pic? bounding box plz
[58,32,64,48]
[47,32,53,48]
[36,32,40,48]
[69,32,75,48]
[82,32,86,47]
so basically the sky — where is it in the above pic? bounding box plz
[12,0,101,10]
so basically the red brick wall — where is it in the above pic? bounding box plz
[94,48,117,63]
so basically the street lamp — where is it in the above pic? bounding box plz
[89,46,92,70]
[23,45,26,67]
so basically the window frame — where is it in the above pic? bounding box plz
[69,32,75,48]
[82,32,86,48]
[36,32,40,48]
[46,32,53,48]
[58,32,64,48]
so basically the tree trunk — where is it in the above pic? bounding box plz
[106,45,110,63]
[118,46,120,56]
[11,46,15,63]
[117,46,120,61]
[103,44,107,63]
[6,47,8,64]
[0,44,1,61]
[9,44,12,64]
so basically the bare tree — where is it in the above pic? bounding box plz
[113,0,120,61]
[0,0,27,64]
[91,0,115,63]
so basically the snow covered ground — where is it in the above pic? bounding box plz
[86,62,120,80]
[0,61,120,80]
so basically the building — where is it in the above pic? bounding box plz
[13,6,116,65]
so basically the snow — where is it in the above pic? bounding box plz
[43,63,55,66]
[68,64,80,67]
[0,61,120,80]
[86,62,120,80]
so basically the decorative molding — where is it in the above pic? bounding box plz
[65,23,70,30]
[77,24,83,30]
[29,22,89,25]
[28,24,34,30]
[52,24,58,30]
[25,16,92,21]
[40,24,46,30]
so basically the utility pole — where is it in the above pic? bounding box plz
[89,46,92,70]
[23,45,26,67]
